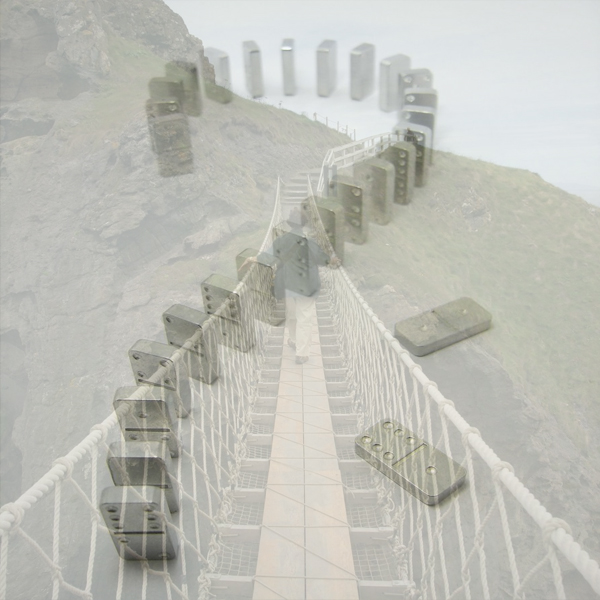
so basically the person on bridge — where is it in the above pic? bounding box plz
[274,211,340,364]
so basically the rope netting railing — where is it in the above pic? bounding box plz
[305,138,600,598]
[0,183,285,600]
[316,264,600,599]
[2,133,599,600]
[316,131,403,195]
[278,159,600,598]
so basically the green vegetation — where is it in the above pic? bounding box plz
[75,35,166,134]
[347,151,600,451]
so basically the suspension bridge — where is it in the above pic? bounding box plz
[1,131,599,600]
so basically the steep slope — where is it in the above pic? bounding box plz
[0,0,350,503]
[1,0,598,572]
[344,152,600,555]
[0,0,211,103]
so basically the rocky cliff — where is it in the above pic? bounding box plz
[1,0,598,584]
[346,152,600,559]
[0,0,349,504]
[0,0,212,103]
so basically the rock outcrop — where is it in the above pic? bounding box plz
[0,0,212,103]
[1,4,599,594]
[0,0,349,505]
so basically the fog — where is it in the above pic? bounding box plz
[166,0,600,206]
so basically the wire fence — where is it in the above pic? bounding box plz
[313,112,356,140]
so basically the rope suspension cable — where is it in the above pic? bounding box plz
[1,132,599,600]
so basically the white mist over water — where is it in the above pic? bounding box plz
[165,0,600,207]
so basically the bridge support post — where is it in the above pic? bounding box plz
[100,486,178,560]
[201,274,256,351]
[236,248,285,325]
[354,157,395,225]
[145,92,193,177]
[302,197,345,262]
[203,47,233,103]
[331,176,368,244]
[243,41,264,98]
[378,142,416,204]
[317,40,337,97]
[107,441,180,513]
[350,43,376,101]
[113,385,181,458]
[379,54,411,112]
[404,87,438,111]
[162,304,220,383]
[165,61,202,116]
[400,105,437,165]
[398,68,434,108]
[281,38,297,95]
[128,339,192,417]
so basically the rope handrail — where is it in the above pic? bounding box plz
[2,124,599,599]
[335,266,600,595]
[0,179,284,537]
[304,126,600,596]
[311,126,600,595]
[312,112,356,140]
[316,131,401,194]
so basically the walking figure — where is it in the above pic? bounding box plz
[273,212,340,363]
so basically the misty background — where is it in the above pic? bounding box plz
[165,0,600,207]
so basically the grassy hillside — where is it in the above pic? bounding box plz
[0,24,350,498]
[345,152,600,449]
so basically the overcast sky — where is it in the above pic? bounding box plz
[164,0,600,207]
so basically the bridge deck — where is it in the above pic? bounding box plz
[253,300,359,599]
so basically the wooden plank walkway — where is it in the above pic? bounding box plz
[253,301,359,600]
